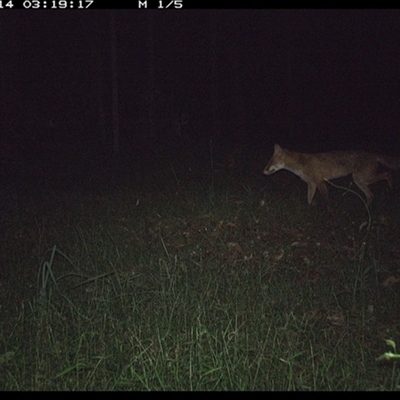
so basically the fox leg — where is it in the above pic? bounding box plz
[352,176,374,205]
[367,171,393,189]
[307,181,331,212]
[317,182,332,212]
[307,182,317,205]
[385,172,393,190]
[353,171,393,205]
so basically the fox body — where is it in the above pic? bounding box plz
[263,144,399,211]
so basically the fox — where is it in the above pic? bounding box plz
[263,143,399,211]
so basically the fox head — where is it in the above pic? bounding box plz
[263,144,286,175]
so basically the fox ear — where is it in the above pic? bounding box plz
[274,144,282,153]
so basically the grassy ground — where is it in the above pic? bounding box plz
[1,168,400,390]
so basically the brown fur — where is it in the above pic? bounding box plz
[263,144,399,211]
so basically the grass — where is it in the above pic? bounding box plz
[0,170,400,390]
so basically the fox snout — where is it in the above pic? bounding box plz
[263,160,281,175]
[263,144,286,175]
[263,165,274,175]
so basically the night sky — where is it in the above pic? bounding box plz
[1,9,400,187]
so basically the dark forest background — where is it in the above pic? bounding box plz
[1,10,400,188]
